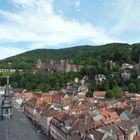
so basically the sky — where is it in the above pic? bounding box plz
[0,0,140,59]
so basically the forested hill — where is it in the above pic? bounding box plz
[0,43,140,69]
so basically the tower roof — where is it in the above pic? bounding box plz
[4,76,11,97]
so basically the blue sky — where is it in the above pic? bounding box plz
[0,0,140,59]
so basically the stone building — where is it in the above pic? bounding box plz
[35,59,82,73]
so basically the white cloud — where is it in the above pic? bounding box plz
[0,0,120,49]
[0,46,26,60]
[29,43,46,49]
[111,0,140,33]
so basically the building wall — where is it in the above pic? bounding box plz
[24,105,36,120]
[35,111,41,125]
[50,124,71,140]
[127,131,136,140]
[40,115,47,133]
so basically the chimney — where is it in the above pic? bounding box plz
[85,115,88,125]
[110,129,113,134]
[89,134,95,140]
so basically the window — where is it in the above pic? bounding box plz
[5,109,9,115]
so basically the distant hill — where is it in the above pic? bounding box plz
[0,43,140,69]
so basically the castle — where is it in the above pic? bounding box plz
[35,59,83,73]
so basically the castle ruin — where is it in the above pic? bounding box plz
[35,59,83,73]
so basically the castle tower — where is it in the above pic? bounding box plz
[1,76,13,119]
[36,59,42,69]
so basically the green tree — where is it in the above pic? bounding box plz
[112,86,123,98]
[108,78,117,89]
[86,91,93,97]
[36,83,45,92]
[136,83,140,93]
[106,90,114,98]
[131,44,140,63]
[128,83,136,93]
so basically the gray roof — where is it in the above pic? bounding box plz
[89,130,104,140]
[101,124,124,136]
[0,95,40,140]
[66,85,79,96]
[104,135,117,140]
[123,110,135,119]
[93,114,103,121]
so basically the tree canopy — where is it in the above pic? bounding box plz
[0,43,139,96]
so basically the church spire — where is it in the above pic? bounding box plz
[1,76,13,120]
[7,76,9,85]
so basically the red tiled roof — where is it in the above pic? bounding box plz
[89,108,121,128]
[61,97,72,104]
[133,135,140,140]
[14,92,34,99]
[94,91,106,97]
[23,92,34,98]
[51,93,62,104]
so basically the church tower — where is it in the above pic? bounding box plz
[1,76,13,119]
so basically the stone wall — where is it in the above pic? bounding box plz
[35,59,82,73]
